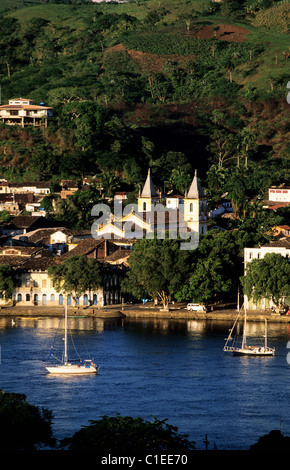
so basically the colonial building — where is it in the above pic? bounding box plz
[9,237,129,308]
[0,98,53,128]
[94,169,207,241]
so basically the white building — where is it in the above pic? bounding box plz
[268,186,290,203]
[0,98,53,128]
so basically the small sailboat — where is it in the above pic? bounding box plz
[45,303,98,374]
[224,306,275,356]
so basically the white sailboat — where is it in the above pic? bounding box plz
[224,307,275,356]
[45,303,98,374]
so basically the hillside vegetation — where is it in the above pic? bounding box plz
[0,0,288,197]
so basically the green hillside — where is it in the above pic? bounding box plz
[0,0,289,196]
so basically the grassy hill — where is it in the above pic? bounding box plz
[0,0,288,189]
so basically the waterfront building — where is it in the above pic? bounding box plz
[9,238,129,308]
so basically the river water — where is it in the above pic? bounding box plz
[0,315,290,451]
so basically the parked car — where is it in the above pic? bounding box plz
[187,303,207,312]
[280,307,290,315]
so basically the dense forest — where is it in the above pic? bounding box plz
[0,0,289,203]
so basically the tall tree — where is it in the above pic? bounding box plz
[242,253,290,307]
[207,129,237,169]
[175,230,239,304]
[0,265,17,301]
[121,238,191,309]
[48,256,102,306]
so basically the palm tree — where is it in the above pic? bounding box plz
[100,171,120,198]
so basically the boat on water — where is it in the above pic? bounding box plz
[224,307,275,357]
[45,304,98,374]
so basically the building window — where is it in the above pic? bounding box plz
[42,279,47,288]
[17,294,22,302]
[143,202,146,211]
[190,203,193,212]
[59,294,63,305]
[50,294,55,302]
[26,294,30,302]
[10,110,19,116]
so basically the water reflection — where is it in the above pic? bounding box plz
[0,314,290,450]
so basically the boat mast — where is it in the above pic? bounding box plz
[265,319,267,349]
[242,307,247,348]
[64,301,68,365]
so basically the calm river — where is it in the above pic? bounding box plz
[0,315,290,450]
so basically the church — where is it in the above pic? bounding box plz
[93,169,207,243]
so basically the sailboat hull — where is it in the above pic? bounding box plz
[231,347,275,357]
[46,363,98,374]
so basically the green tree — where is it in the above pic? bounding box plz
[0,265,17,300]
[242,253,290,307]
[29,144,58,180]
[100,171,120,198]
[207,129,237,169]
[121,238,191,309]
[206,165,228,208]
[48,256,102,306]
[220,0,246,19]
[166,167,192,195]
[0,390,54,450]
[175,230,239,304]
[0,210,11,222]
[62,414,195,452]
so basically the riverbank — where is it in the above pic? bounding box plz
[0,302,289,322]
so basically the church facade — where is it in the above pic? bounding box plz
[93,169,207,243]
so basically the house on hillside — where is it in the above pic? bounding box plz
[273,225,290,238]
[268,186,290,203]
[0,98,53,128]
[0,180,50,196]
[263,185,290,211]
[0,215,64,237]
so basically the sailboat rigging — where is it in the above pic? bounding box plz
[224,306,275,356]
[45,303,99,374]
